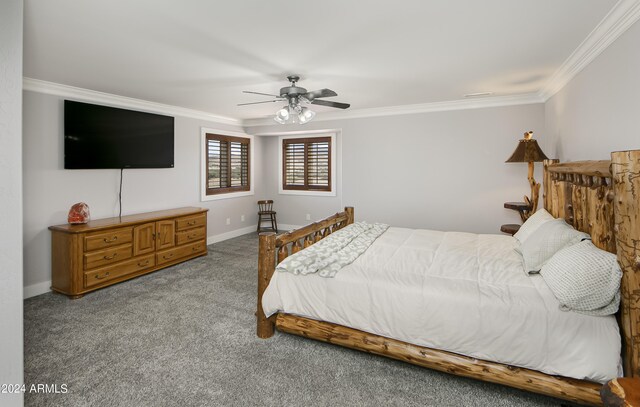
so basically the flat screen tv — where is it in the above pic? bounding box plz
[64,100,175,169]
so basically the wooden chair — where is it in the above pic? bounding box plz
[257,200,278,233]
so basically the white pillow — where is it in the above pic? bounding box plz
[540,240,621,316]
[520,219,590,273]
[514,209,555,245]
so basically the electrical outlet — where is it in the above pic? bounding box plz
[306,214,311,221]
[241,215,245,222]
[226,218,231,225]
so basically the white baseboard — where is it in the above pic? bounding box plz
[24,280,52,299]
[207,225,258,245]
[205,224,305,245]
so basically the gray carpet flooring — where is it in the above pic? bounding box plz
[25,233,569,406]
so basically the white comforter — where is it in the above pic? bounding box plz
[262,227,622,383]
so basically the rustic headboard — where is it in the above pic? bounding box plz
[543,159,615,252]
[543,150,640,379]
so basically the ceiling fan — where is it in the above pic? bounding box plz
[238,75,350,124]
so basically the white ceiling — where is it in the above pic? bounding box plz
[24,0,618,121]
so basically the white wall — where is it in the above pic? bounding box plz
[23,90,266,294]
[249,103,546,233]
[0,0,24,405]
[545,19,640,159]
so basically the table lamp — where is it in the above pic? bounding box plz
[505,131,548,219]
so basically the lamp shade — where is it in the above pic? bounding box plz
[505,131,548,163]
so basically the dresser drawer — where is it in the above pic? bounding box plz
[175,213,206,231]
[176,226,206,246]
[84,228,132,251]
[84,244,133,270]
[156,241,206,266]
[84,254,155,288]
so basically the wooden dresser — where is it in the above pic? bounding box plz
[49,207,208,298]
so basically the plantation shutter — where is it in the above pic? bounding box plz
[284,142,305,186]
[230,140,249,187]
[307,139,330,187]
[206,134,250,195]
[283,137,331,191]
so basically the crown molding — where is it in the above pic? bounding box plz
[22,77,241,126]
[242,93,544,127]
[538,0,640,101]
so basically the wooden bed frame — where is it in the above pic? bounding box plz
[256,150,640,405]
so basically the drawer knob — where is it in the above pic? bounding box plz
[103,236,118,243]
[95,272,110,280]
[188,234,196,239]
[138,260,150,267]
[187,221,196,225]
[163,253,174,260]
[103,253,118,260]
[193,246,200,251]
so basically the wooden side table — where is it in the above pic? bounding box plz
[500,224,520,236]
[501,201,530,235]
[504,201,531,222]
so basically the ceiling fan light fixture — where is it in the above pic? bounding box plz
[243,75,349,124]
[274,106,290,124]
[298,107,316,124]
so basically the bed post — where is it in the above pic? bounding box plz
[345,206,354,225]
[611,150,640,377]
[543,159,560,213]
[257,232,277,338]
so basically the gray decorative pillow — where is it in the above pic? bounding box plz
[520,219,590,274]
[514,208,554,245]
[540,240,622,316]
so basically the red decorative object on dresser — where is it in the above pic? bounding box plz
[67,202,90,224]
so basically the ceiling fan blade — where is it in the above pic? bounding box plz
[242,90,282,98]
[237,100,280,106]
[305,88,338,99]
[311,99,350,109]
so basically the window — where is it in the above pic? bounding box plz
[205,133,250,196]
[282,137,331,191]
